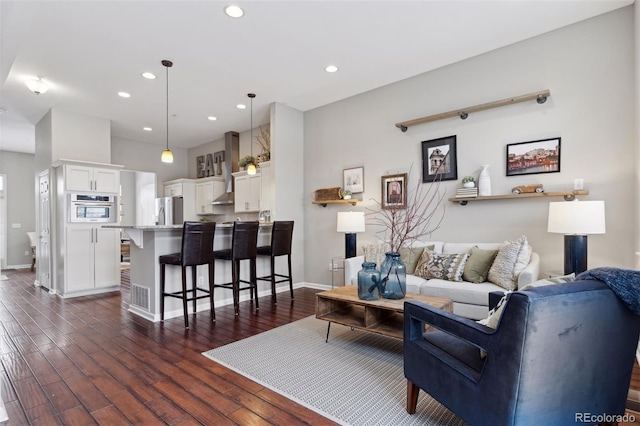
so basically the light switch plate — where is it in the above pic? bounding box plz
[11,223,21,228]
[574,178,584,190]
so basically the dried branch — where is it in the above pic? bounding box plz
[366,163,446,253]
[254,125,271,161]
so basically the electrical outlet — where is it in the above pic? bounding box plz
[11,223,21,229]
[328,262,334,271]
[574,178,584,190]
[198,276,204,285]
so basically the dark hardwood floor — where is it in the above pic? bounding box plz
[0,268,337,425]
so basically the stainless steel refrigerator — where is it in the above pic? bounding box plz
[155,196,184,225]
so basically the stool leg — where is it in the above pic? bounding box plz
[192,265,197,314]
[232,260,240,315]
[160,263,166,322]
[288,254,294,300]
[270,255,277,304]
[181,266,189,329]
[251,257,259,311]
[208,262,215,322]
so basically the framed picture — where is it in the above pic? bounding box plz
[506,137,561,176]
[343,166,364,194]
[421,135,458,183]
[381,173,407,209]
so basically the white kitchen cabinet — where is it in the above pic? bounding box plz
[195,177,225,215]
[234,174,261,213]
[65,226,119,294]
[164,182,183,197]
[65,165,120,193]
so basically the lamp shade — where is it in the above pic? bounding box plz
[337,211,365,233]
[547,200,605,235]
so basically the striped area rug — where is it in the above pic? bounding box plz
[203,316,466,426]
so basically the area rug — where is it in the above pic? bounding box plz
[203,316,466,426]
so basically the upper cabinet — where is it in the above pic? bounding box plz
[195,177,225,215]
[65,165,120,193]
[233,162,273,213]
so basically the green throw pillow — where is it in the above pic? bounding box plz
[400,245,434,274]
[462,246,498,283]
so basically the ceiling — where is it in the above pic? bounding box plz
[0,1,633,155]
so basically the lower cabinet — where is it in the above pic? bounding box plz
[65,226,119,294]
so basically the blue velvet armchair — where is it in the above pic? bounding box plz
[404,279,640,425]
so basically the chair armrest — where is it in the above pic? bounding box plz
[404,300,493,350]
[344,256,364,285]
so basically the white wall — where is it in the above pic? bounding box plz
[50,108,111,163]
[304,7,636,284]
[635,1,640,270]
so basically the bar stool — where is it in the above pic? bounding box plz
[159,221,216,329]
[213,221,260,316]
[257,221,294,304]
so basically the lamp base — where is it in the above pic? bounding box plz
[345,233,357,259]
[564,234,588,275]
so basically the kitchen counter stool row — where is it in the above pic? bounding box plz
[159,220,294,328]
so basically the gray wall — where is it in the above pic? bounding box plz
[304,7,636,284]
[0,151,36,267]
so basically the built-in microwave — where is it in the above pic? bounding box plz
[68,194,117,223]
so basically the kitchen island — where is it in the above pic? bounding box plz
[105,223,274,322]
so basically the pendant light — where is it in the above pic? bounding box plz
[161,59,174,163]
[246,93,257,175]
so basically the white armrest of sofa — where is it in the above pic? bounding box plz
[516,252,540,288]
[344,255,365,285]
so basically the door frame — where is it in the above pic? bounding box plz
[0,174,7,270]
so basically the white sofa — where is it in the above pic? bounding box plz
[344,241,540,320]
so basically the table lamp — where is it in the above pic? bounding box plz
[547,200,605,274]
[337,211,365,258]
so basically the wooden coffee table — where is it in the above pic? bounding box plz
[316,285,453,341]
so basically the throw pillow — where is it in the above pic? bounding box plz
[487,236,528,291]
[362,242,387,268]
[423,252,470,282]
[414,249,433,279]
[462,246,498,283]
[400,245,434,274]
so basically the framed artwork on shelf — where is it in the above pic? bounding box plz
[506,137,561,176]
[421,135,458,183]
[381,173,407,210]
[343,166,364,194]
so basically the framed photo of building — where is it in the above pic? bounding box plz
[381,173,407,210]
[343,166,364,194]
[506,137,561,176]
[421,135,458,183]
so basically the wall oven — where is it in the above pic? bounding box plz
[68,194,117,223]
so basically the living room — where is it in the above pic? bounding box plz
[0,1,639,424]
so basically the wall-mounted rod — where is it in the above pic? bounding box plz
[395,89,551,132]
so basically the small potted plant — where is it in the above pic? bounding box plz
[238,155,256,170]
[341,189,352,200]
[462,176,476,188]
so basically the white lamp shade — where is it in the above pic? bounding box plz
[547,200,605,235]
[337,211,365,233]
[161,149,174,163]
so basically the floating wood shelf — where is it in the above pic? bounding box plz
[312,200,360,207]
[396,89,551,132]
[450,190,588,206]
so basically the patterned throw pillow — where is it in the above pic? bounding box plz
[400,245,434,274]
[487,236,528,291]
[414,249,433,279]
[421,252,469,282]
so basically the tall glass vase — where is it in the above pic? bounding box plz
[379,252,406,299]
[478,164,491,196]
[357,262,380,300]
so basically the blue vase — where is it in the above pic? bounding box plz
[379,252,406,299]
[357,262,380,300]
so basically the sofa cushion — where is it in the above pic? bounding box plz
[418,279,506,306]
[463,247,499,283]
[487,236,528,291]
[400,245,434,274]
[415,251,469,282]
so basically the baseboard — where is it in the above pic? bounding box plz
[5,263,31,270]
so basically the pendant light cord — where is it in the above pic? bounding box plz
[166,63,169,151]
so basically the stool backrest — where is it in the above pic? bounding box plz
[181,222,216,266]
[231,221,259,260]
[270,221,294,256]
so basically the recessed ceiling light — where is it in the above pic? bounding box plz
[118,92,131,98]
[143,127,152,131]
[325,65,339,73]
[224,5,244,18]
[142,72,156,79]
[207,116,217,121]
[236,104,246,109]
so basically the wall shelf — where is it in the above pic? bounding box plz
[450,190,588,206]
[312,200,360,207]
[395,89,551,132]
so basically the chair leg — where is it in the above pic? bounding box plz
[406,380,419,414]
[160,263,166,322]
[270,255,277,304]
[181,266,189,329]
[191,265,197,314]
[251,258,259,311]
[209,262,215,322]
[287,254,294,300]
[232,260,240,315]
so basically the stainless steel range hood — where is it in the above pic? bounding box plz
[211,131,240,205]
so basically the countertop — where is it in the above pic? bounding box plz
[104,222,273,230]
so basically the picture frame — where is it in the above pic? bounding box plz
[381,173,407,210]
[506,137,561,176]
[421,135,458,183]
[343,166,364,194]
